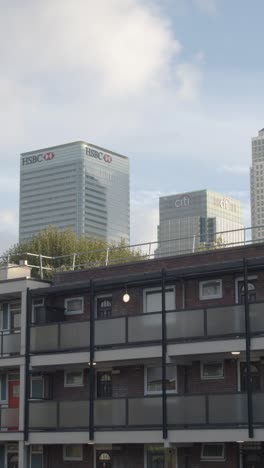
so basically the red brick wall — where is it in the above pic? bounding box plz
[183,443,238,468]
[44,444,93,468]
[186,360,237,394]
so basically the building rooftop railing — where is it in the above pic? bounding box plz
[1,224,264,279]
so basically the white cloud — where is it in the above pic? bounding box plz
[220,165,249,175]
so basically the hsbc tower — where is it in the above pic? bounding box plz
[19,141,130,243]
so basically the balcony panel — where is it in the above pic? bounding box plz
[95,399,126,426]
[250,303,264,333]
[128,314,162,343]
[29,402,57,429]
[95,318,126,346]
[3,333,20,355]
[253,393,264,423]
[207,305,245,336]
[167,310,204,341]
[128,397,162,426]
[1,408,19,429]
[167,395,206,425]
[30,325,59,353]
[60,322,90,350]
[208,394,247,424]
[59,401,89,428]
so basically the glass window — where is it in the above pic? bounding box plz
[145,366,177,394]
[0,374,7,402]
[147,450,164,468]
[31,375,44,399]
[144,287,175,313]
[64,370,83,387]
[201,362,224,380]
[63,445,83,461]
[199,280,222,300]
[201,443,225,460]
[64,297,83,315]
[97,372,112,398]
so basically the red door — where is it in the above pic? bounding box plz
[8,381,19,430]
[8,381,20,408]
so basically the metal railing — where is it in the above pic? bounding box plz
[1,224,264,279]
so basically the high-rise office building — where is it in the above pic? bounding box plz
[19,141,130,243]
[250,129,264,241]
[156,189,244,257]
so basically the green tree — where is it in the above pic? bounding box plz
[2,226,143,279]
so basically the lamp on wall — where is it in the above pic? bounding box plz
[122,285,130,303]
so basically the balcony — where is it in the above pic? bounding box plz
[29,302,264,355]
[0,407,19,430]
[0,331,21,356]
[28,393,264,431]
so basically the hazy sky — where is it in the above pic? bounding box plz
[0,0,263,253]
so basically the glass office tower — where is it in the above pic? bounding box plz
[250,129,264,241]
[156,190,244,257]
[19,141,130,243]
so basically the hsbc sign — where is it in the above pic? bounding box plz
[22,152,55,166]
[86,147,112,163]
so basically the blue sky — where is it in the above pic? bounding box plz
[0,0,263,252]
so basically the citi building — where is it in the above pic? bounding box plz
[19,141,130,243]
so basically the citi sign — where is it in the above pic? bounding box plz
[86,147,112,163]
[22,152,55,166]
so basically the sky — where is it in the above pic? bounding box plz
[0,0,263,253]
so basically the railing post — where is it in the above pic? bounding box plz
[148,243,152,259]
[39,254,43,279]
[72,253,76,271]
[161,268,167,440]
[243,257,253,438]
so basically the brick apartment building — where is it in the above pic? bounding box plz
[1,243,264,467]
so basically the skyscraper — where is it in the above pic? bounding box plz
[156,189,244,257]
[19,141,130,243]
[250,129,264,241]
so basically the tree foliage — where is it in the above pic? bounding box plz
[2,226,143,279]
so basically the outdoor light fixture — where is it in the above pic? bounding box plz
[122,285,130,303]
[231,351,241,355]
[88,362,97,366]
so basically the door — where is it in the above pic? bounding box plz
[97,372,112,398]
[243,453,262,468]
[8,454,18,468]
[240,362,261,392]
[8,381,19,408]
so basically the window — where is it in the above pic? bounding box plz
[64,370,83,387]
[96,295,112,319]
[31,445,43,468]
[147,450,164,468]
[201,443,225,461]
[201,362,224,380]
[64,297,83,315]
[199,280,222,300]
[9,302,21,330]
[31,298,44,323]
[97,371,112,398]
[0,374,7,402]
[63,445,83,461]
[145,366,177,394]
[31,375,44,399]
[144,287,175,313]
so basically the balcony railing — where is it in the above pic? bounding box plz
[0,407,19,430]
[29,302,264,354]
[28,392,264,431]
[0,331,21,356]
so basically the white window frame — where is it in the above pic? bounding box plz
[144,365,177,395]
[199,279,222,300]
[64,370,84,387]
[63,445,83,461]
[94,294,112,319]
[200,361,224,380]
[143,286,175,313]
[30,375,44,399]
[201,443,225,461]
[64,297,84,316]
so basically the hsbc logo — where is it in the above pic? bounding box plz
[86,147,112,163]
[43,152,54,161]
[22,152,55,166]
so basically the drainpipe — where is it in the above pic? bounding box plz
[243,258,253,438]
[161,268,167,440]
[89,281,95,441]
